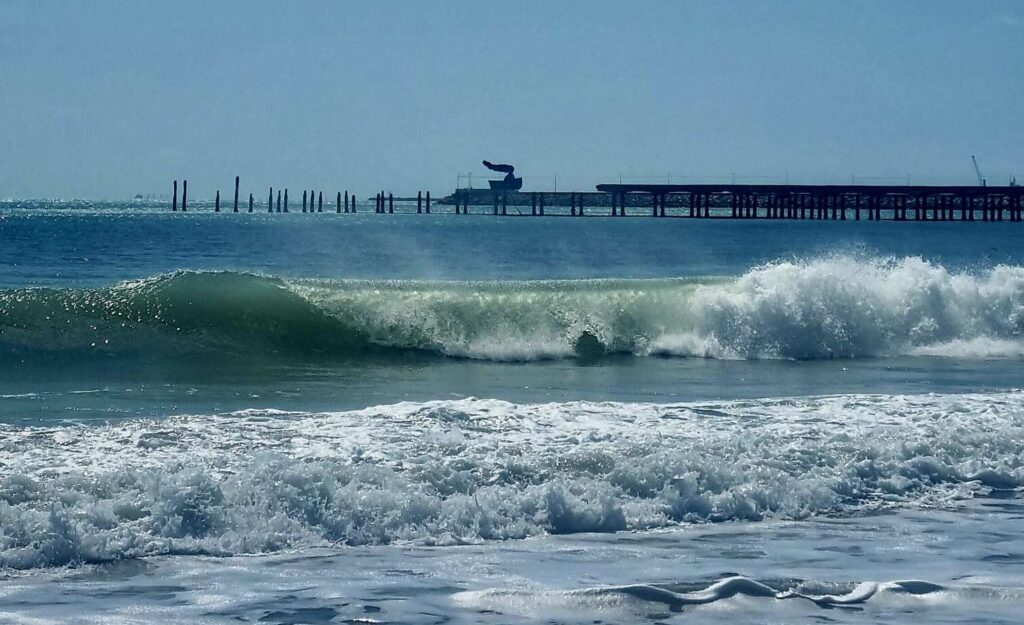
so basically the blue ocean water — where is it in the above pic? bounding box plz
[1,202,1022,623]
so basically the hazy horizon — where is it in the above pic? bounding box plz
[3,0,1023,199]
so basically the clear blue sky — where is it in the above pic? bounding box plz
[2,0,1022,198]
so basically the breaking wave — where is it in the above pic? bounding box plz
[1,255,1023,361]
[1,392,1022,569]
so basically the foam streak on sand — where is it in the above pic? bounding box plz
[1,392,1022,569]
[2,255,1022,361]
[454,576,958,615]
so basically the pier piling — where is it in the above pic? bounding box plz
[215,190,220,212]
[426,191,431,213]
[233,176,239,212]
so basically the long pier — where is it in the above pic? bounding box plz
[168,179,1023,222]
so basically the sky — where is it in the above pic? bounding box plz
[2,0,1023,199]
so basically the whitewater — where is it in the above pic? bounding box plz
[3,255,1023,362]
[2,208,1023,623]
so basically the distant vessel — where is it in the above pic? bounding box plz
[483,160,523,191]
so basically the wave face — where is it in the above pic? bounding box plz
[1,392,1022,569]
[2,256,1024,361]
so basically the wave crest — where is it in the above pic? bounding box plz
[2,256,1023,361]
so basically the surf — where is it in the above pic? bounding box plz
[1,254,1022,362]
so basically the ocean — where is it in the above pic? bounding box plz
[1,201,1022,624]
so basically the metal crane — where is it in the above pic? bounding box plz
[971,155,986,187]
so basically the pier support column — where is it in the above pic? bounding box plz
[215,190,220,212]
[388,192,393,214]
[532,192,538,216]
[302,190,307,213]
[659,193,665,217]
[337,191,342,213]
[233,176,240,212]
[652,193,658,217]
[570,193,576,216]
[502,192,508,215]
[539,193,545,216]
[268,187,273,213]
[579,193,585,216]
[172,180,178,212]
[344,191,349,213]
[417,191,422,214]
[426,191,431,213]
[318,192,323,212]
[182,180,188,212]
[249,193,253,212]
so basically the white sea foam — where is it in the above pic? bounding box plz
[1,391,1022,569]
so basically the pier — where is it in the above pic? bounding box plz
[168,179,1022,222]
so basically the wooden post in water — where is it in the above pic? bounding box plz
[215,190,220,212]
[344,191,349,213]
[249,193,253,212]
[172,180,178,211]
[579,193,584,216]
[302,190,307,213]
[276,190,281,212]
[337,191,341,213]
[502,192,507,215]
[388,192,393,213]
[284,189,289,212]
[417,191,422,213]
[538,192,544,216]
[269,187,273,212]
[351,194,356,213]
[318,191,323,212]
[233,176,240,212]
[532,192,537,215]
[182,180,188,211]
[426,191,431,213]
[570,192,576,216]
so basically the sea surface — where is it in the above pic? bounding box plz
[1,200,1022,623]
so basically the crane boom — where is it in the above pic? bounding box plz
[971,155,986,186]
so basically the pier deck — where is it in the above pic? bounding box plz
[443,183,1023,221]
